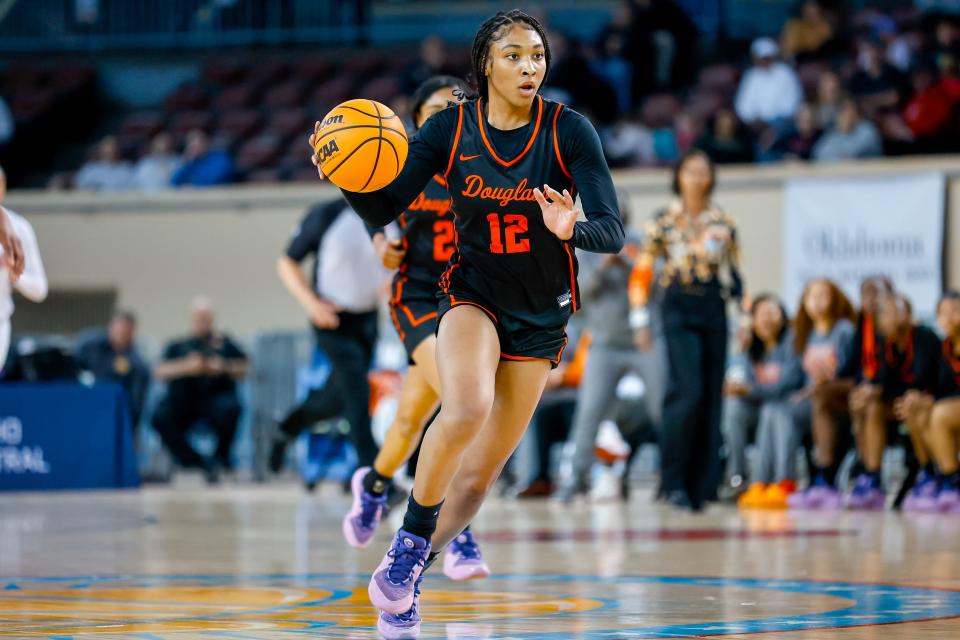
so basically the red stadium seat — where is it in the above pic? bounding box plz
[216,109,263,140]
[640,94,682,129]
[268,108,310,140]
[170,110,214,135]
[358,76,401,105]
[697,63,741,94]
[214,83,258,110]
[263,80,307,110]
[164,81,210,111]
[246,59,291,87]
[235,134,282,173]
[202,59,248,86]
[686,91,726,123]
[292,58,337,84]
[120,112,166,140]
[310,76,356,114]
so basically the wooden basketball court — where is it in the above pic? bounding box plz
[2,483,959,638]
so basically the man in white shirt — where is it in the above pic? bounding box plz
[735,37,803,127]
[0,167,48,370]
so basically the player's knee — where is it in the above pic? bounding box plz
[392,410,423,441]
[439,396,492,434]
[930,403,956,431]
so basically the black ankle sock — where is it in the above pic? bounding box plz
[363,468,392,496]
[402,495,442,541]
[818,466,837,487]
[923,463,937,477]
[944,471,960,489]
[460,525,470,534]
[424,551,441,572]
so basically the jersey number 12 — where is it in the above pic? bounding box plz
[487,213,530,254]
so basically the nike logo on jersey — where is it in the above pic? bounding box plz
[557,292,572,308]
[459,153,482,161]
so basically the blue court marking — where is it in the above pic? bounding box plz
[1,573,958,638]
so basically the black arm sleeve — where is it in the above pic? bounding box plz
[339,107,455,227]
[558,109,624,254]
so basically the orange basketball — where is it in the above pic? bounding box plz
[313,99,408,193]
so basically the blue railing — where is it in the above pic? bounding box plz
[0,0,370,52]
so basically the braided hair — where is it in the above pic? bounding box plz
[471,10,550,101]
[410,75,470,130]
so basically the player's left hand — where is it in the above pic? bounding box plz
[534,184,576,241]
[308,123,327,181]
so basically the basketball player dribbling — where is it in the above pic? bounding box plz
[310,10,623,636]
[341,75,491,582]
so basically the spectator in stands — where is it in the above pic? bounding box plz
[513,324,588,498]
[926,290,960,511]
[812,99,882,162]
[152,297,248,483]
[695,108,755,164]
[847,292,941,510]
[632,0,700,92]
[814,70,845,129]
[848,37,905,118]
[725,294,804,509]
[762,102,822,161]
[132,133,180,191]
[780,0,834,62]
[901,64,955,145]
[786,279,856,510]
[594,27,634,116]
[601,112,657,168]
[554,193,662,502]
[74,136,133,191]
[734,37,803,128]
[925,16,960,71]
[76,311,151,429]
[549,37,619,124]
[170,129,234,187]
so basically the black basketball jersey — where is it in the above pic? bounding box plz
[396,174,455,287]
[440,96,578,328]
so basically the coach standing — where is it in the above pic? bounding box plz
[269,198,386,474]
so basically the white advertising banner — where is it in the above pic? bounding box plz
[782,172,944,313]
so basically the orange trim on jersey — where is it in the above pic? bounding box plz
[501,334,568,366]
[563,242,578,313]
[432,174,448,188]
[389,304,406,341]
[391,275,438,327]
[476,96,543,167]
[448,296,498,324]
[444,104,464,180]
[552,103,572,180]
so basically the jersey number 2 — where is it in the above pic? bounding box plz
[433,220,456,262]
[487,213,530,254]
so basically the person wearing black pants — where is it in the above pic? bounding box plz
[630,149,743,511]
[152,297,248,484]
[269,198,386,474]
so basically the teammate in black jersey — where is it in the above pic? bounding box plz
[309,10,622,635]
[341,75,491,582]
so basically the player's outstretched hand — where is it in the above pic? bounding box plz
[308,123,327,181]
[534,184,576,241]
